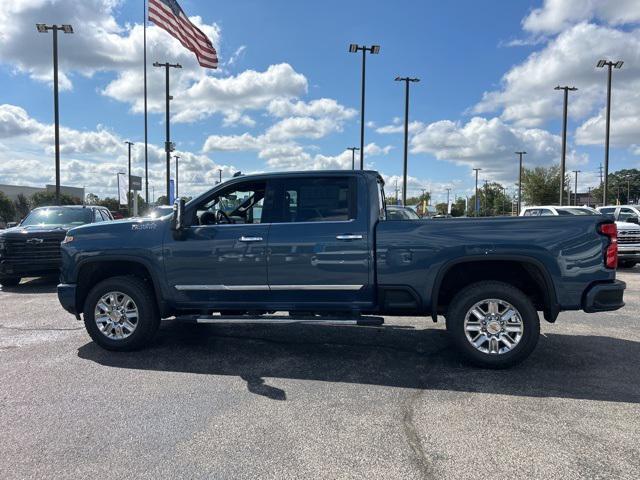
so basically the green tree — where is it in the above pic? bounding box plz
[13,193,30,220]
[590,168,640,205]
[467,182,512,216]
[96,197,121,212]
[521,165,569,206]
[85,193,99,205]
[0,192,16,223]
[155,195,169,206]
[30,191,82,207]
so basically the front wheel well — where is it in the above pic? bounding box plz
[434,260,557,322]
[76,261,158,314]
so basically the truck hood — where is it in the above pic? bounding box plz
[615,221,640,231]
[0,224,69,238]
[67,217,165,237]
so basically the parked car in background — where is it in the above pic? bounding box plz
[0,205,113,287]
[57,170,624,368]
[386,205,420,220]
[596,205,640,220]
[520,206,599,216]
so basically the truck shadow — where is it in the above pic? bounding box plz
[78,320,640,404]
[0,276,58,294]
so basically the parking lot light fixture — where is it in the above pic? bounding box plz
[348,43,380,169]
[596,60,623,205]
[554,86,577,206]
[36,23,74,205]
[515,152,526,215]
[395,76,420,206]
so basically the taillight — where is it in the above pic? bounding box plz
[598,223,618,269]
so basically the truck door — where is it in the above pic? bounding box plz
[163,179,273,306]
[266,175,374,310]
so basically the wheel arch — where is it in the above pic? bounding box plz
[75,256,165,316]
[431,255,559,323]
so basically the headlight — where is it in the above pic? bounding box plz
[62,235,74,244]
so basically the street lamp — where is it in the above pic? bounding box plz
[572,170,581,206]
[554,86,577,206]
[473,168,482,217]
[36,23,73,205]
[515,151,527,215]
[153,61,182,204]
[394,76,420,206]
[349,43,380,169]
[124,141,134,215]
[596,59,623,206]
[346,147,360,170]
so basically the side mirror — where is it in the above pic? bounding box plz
[626,216,639,224]
[171,198,186,231]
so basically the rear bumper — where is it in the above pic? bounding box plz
[57,283,78,315]
[583,280,625,313]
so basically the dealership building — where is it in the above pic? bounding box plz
[0,184,85,202]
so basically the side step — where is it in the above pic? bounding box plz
[190,314,384,327]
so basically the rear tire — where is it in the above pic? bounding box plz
[83,276,160,351]
[446,281,540,369]
[0,277,21,288]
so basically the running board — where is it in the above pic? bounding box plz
[191,315,384,326]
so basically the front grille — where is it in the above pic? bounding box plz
[618,230,640,245]
[4,235,65,263]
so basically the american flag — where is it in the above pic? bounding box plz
[148,0,218,69]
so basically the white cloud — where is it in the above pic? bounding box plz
[522,0,640,34]
[0,104,233,198]
[376,119,425,134]
[474,23,640,133]
[410,116,586,183]
[267,98,356,120]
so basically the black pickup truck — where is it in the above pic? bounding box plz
[57,170,625,368]
[0,205,113,287]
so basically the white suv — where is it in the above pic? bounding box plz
[520,206,599,216]
[597,205,640,268]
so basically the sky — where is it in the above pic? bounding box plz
[1,0,639,203]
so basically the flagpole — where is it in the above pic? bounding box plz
[143,0,149,205]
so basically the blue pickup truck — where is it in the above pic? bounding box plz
[57,170,625,368]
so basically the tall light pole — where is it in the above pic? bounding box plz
[124,141,134,215]
[346,147,359,170]
[36,23,73,205]
[153,61,182,204]
[473,168,482,217]
[218,168,222,184]
[597,60,623,206]
[174,155,180,199]
[554,85,577,206]
[349,43,380,169]
[515,151,527,215]
[445,187,451,209]
[572,170,581,206]
[394,76,420,205]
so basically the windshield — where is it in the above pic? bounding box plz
[21,208,93,227]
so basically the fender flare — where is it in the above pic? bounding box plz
[430,254,559,322]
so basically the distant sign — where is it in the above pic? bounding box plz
[130,175,142,191]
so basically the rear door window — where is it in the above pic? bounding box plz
[276,176,355,223]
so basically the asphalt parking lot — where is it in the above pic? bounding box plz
[1,272,639,480]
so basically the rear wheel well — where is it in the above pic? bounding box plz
[76,261,158,314]
[435,260,556,321]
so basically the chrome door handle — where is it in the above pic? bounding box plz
[336,234,363,240]
[239,236,263,242]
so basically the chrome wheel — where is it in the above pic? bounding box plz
[94,291,139,340]
[463,298,524,355]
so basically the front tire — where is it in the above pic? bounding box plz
[0,277,21,288]
[83,276,160,351]
[446,281,540,368]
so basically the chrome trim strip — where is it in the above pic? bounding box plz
[174,285,269,291]
[270,284,364,291]
[174,284,364,291]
